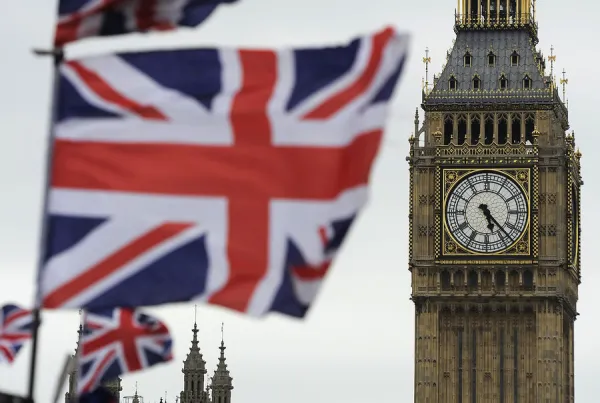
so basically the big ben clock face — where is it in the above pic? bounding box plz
[444,170,529,254]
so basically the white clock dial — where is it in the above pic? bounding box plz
[445,171,529,253]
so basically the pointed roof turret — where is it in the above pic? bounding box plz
[182,318,207,373]
[211,323,233,389]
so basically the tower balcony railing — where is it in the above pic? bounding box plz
[454,12,538,29]
[413,284,575,298]
[453,12,539,44]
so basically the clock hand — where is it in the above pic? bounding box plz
[488,214,514,243]
[478,204,495,231]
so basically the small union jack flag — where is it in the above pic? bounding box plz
[0,304,33,364]
[55,0,240,46]
[78,308,173,394]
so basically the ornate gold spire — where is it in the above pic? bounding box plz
[423,48,431,95]
[560,68,569,106]
[548,45,556,85]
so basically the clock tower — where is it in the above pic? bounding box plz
[408,1,582,402]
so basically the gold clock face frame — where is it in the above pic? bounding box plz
[570,181,580,267]
[442,168,532,257]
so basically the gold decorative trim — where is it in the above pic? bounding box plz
[409,171,415,263]
[441,168,533,258]
[531,166,539,258]
[568,173,580,272]
[435,166,442,258]
[436,259,535,265]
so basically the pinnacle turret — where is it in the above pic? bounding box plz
[210,325,233,402]
[212,340,231,383]
[182,322,207,372]
[180,317,209,403]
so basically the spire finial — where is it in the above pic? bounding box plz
[219,323,226,357]
[548,46,556,80]
[133,383,140,403]
[560,69,569,105]
[423,48,431,95]
[75,309,84,355]
[192,306,199,340]
[189,309,199,352]
[78,309,84,334]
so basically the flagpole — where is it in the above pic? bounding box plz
[73,310,84,402]
[27,46,64,401]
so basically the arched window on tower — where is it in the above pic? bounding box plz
[464,51,472,67]
[473,75,481,90]
[449,75,458,90]
[484,113,494,144]
[455,270,465,291]
[498,113,508,144]
[512,113,522,143]
[488,51,496,67]
[489,1,497,23]
[468,270,478,291]
[509,270,520,290]
[511,51,520,66]
[471,114,481,144]
[499,0,507,22]
[523,74,532,89]
[499,74,508,90]
[470,0,480,22]
[441,270,451,291]
[444,114,454,145]
[523,270,534,291]
[495,270,506,290]
[457,114,468,145]
[509,0,517,22]
[481,271,492,291]
[525,114,535,143]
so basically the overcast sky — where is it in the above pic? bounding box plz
[0,1,598,402]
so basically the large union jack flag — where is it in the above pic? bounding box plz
[78,308,173,394]
[0,304,33,364]
[56,0,239,46]
[39,27,409,318]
